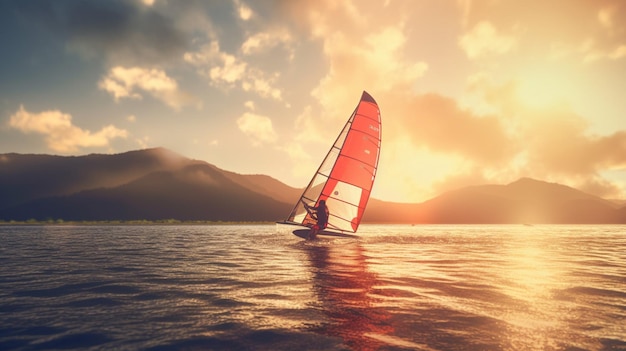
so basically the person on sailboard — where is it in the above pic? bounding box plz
[303,199,329,240]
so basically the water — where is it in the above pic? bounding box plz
[0,225,624,351]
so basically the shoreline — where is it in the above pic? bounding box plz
[0,220,276,226]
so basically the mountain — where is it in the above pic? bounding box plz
[0,148,190,210]
[1,148,624,223]
[364,178,625,224]
[0,148,296,221]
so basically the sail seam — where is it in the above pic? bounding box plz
[325,174,374,192]
[327,212,358,230]
[335,154,377,174]
[348,128,382,142]
[325,194,368,211]
[355,112,380,124]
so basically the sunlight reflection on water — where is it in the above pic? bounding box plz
[0,224,624,350]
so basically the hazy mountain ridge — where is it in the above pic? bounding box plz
[1,148,624,223]
[0,149,293,221]
[363,178,623,224]
[0,148,192,210]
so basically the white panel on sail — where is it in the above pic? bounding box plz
[319,148,340,176]
[326,181,362,232]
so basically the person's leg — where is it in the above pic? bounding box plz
[308,224,319,240]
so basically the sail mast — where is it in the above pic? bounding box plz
[285,101,358,222]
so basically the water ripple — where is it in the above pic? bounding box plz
[0,224,624,350]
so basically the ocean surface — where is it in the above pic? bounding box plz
[0,225,624,351]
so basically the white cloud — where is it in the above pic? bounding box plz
[9,105,128,153]
[584,44,626,63]
[185,42,247,85]
[598,6,615,29]
[184,41,283,100]
[237,112,277,146]
[364,27,428,89]
[244,100,256,110]
[459,21,517,59]
[136,136,150,149]
[241,28,293,56]
[309,24,427,127]
[547,37,626,64]
[236,0,253,21]
[242,70,282,100]
[183,41,220,65]
[210,53,248,84]
[99,66,199,110]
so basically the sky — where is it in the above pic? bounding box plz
[1,0,625,203]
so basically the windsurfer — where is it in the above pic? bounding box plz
[303,199,329,240]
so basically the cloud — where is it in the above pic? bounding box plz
[235,0,253,21]
[399,93,517,165]
[241,70,282,100]
[583,44,626,63]
[389,81,626,200]
[99,66,199,110]
[241,28,293,56]
[598,6,615,28]
[10,0,623,202]
[309,24,428,131]
[210,54,248,84]
[9,105,127,153]
[462,76,626,198]
[523,110,626,176]
[244,101,255,110]
[459,21,517,59]
[135,136,150,149]
[16,0,188,65]
[270,2,433,194]
[273,0,428,122]
[596,3,626,33]
[459,1,626,66]
[236,112,277,146]
[473,76,626,173]
[266,0,626,201]
[184,41,282,100]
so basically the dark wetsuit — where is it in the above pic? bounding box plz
[313,202,329,229]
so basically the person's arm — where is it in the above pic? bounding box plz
[302,200,316,214]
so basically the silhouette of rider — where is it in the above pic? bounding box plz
[304,199,329,240]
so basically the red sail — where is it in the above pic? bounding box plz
[287,91,381,233]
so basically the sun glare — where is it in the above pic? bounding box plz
[378,139,467,202]
[516,64,576,109]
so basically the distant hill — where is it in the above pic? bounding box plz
[0,148,296,221]
[417,178,624,223]
[364,178,625,224]
[1,148,624,223]
[0,148,190,210]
